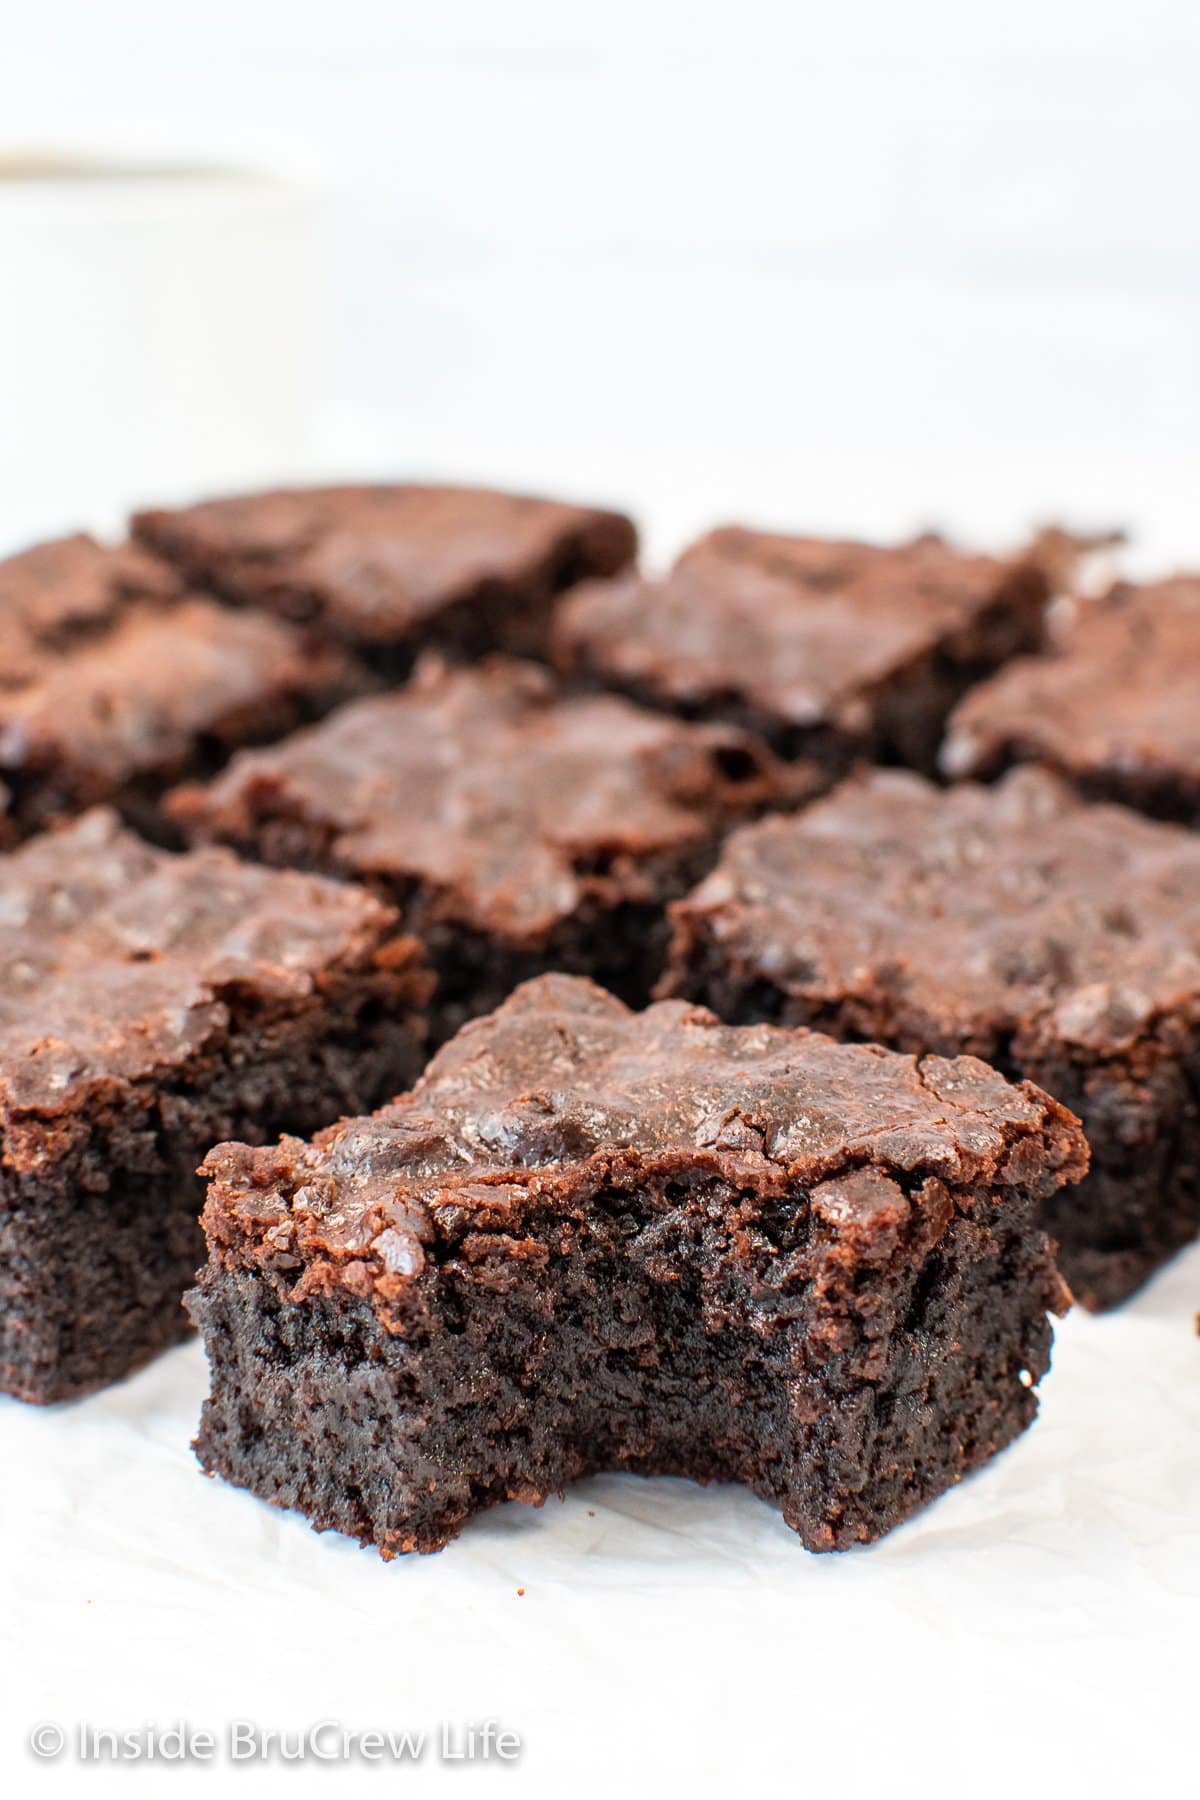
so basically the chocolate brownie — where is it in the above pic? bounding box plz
[168,658,813,1040]
[188,974,1084,1555]
[942,577,1200,824]
[663,766,1200,1309]
[0,810,432,1404]
[133,483,637,672]
[0,533,354,845]
[553,526,1049,775]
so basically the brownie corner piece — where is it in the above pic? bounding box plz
[663,765,1200,1309]
[552,526,1048,775]
[167,656,816,1040]
[0,810,432,1404]
[188,973,1082,1557]
[132,482,638,669]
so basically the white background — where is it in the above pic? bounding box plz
[1,5,1198,1797]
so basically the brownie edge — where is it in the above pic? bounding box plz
[661,765,1200,1308]
[133,483,638,669]
[167,656,819,1041]
[188,975,1083,1556]
[0,810,433,1403]
[941,577,1200,825]
[553,527,1049,775]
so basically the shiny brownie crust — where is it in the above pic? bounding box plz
[943,578,1200,824]
[663,767,1200,1308]
[553,527,1048,775]
[0,811,431,1402]
[0,533,355,847]
[134,482,638,672]
[189,975,1083,1555]
[169,658,816,1040]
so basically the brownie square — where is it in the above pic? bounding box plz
[942,577,1200,824]
[133,483,638,673]
[553,526,1049,775]
[0,810,432,1403]
[663,766,1200,1309]
[0,533,354,846]
[168,658,814,1040]
[189,973,1083,1555]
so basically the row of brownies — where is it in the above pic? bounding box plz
[0,485,1195,1555]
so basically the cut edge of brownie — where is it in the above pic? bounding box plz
[941,720,1200,830]
[940,578,1200,826]
[0,568,365,849]
[660,776,1200,1310]
[132,484,639,674]
[552,536,1050,778]
[667,941,1200,1312]
[186,976,1084,1555]
[0,820,434,1405]
[166,659,824,1040]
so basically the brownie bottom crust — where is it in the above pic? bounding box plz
[0,1015,424,1407]
[189,1169,1063,1556]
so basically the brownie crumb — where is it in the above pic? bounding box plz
[188,974,1084,1556]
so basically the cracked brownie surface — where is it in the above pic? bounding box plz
[943,577,1200,822]
[554,527,1048,773]
[0,533,351,845]
[170,658,814,1036]
[664,766,1200,1306]
[0,809,431,1403]
[134,482,637,666]
[191,974,1084,1555]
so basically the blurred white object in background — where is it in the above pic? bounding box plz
[0,155,313,553]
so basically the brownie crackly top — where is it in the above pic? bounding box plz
[943,578,1200,806]
[0,810,425,1139]
[667,767,1200,1060]
[0,533,349,802]
[201,974,1086,1320]
[0,532,180,680]
[171,658,806,944]
[133,483,637,646]
[553,526,1046,749]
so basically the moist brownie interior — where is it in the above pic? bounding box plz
[553,526,1049,775]
[0,810,431,1403]
[189,975,1084,1555]
[663,765,1200,1308]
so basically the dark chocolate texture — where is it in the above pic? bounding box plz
[0,809,431,1402]
[0,532,352,845]
[664,766,1200,1306]
[943,577,1200,824]
[170,658,814,1038]
[134,483,637,670]
[553,527,1048,774]
[190,974,1083,1555]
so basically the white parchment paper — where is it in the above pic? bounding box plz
[2,1238,1196,1800]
